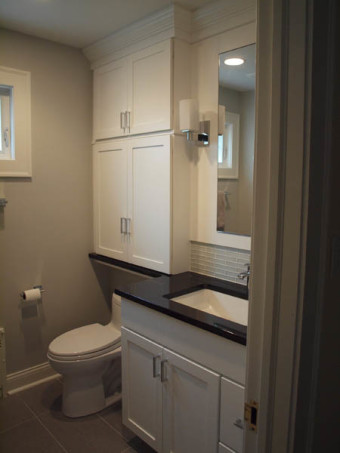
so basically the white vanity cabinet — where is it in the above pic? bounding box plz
[93,133,190,273]
[122,327,220,453]
[93,40,171,141]
[121,298,247,453]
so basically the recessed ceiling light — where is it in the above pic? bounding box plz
[224,57,245,66]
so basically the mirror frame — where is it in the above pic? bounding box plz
[212,30,255,250]
[190,22,255,251]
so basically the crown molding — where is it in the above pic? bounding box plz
[83,5,191,68]
[191,0,256,43]
[83,0,256,68]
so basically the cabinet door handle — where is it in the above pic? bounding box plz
[160,360,168,382]
[120,112,126,131]
[233,418,244,430]
[125,111,130,133]
[126,217,131,235]
[152,355,161,378]
[120,217,127,234]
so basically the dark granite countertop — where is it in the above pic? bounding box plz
[115,271,248,346]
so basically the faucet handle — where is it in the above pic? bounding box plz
[238,263,251,283]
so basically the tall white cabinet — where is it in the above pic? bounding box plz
[92,38,192,273]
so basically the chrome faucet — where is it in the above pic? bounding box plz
[238,263,251,287]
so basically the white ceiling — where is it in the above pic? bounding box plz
[0,0,213,49]
[219,44,256,92]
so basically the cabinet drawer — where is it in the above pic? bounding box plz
[220,377,245,453]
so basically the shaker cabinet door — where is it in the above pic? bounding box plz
[162,348,220,453]
[128,135,171,273]
[220,377,245,453]
[93,58,128,140]
[128,40,171,135]
[122,327,163,452]
[93,140,128,261]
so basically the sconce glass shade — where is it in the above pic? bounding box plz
[179,99,199,132]
[218,105,226,136]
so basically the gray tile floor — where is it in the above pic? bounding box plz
[0,378,155,453]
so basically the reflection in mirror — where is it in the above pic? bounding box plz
[217,44,255,237]
[0,85,13,160]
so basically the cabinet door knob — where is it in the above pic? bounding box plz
[160,360,168,382]
[120,112,126,131]
[233,418,244,430]
[152,355,161,378]
[125,111,130,133]
[126,217,131,235]
[120,217,127,234]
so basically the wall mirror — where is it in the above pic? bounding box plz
[217,43,255,236]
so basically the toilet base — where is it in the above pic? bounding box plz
[62,373,121,418]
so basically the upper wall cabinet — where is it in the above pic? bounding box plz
[93,41,172,141]
[93,134,191,274]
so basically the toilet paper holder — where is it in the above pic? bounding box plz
[20,285,45,300]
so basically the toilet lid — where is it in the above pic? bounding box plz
[49,323,121,357]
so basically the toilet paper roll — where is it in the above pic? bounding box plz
[22,288,42,301]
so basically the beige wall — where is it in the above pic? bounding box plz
[0,29,111,374]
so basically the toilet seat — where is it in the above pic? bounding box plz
[48,323,121,361]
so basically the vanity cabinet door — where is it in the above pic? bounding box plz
[93,140,128,261]
[220,377,245,453]
[128,40,171,135]
[162,348,220,453]
[93,58,128,140]
[122,327,163,452]
[128,135,171,273]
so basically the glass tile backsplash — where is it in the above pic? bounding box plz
[190,241,250,285]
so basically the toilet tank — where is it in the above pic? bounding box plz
[111,293,121,328]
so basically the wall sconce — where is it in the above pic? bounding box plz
[179,99,210,146]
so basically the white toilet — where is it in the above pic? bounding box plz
[47,294,122,418]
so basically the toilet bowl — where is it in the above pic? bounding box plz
[48,294,122,418]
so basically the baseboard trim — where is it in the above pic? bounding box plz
[6,362,60,395]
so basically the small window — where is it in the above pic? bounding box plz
[0,66,31,177]
[0,85,13,160]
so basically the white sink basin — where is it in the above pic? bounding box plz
[172,289,248,326]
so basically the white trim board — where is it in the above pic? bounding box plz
[6,362,60,396]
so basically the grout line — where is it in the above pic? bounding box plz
[21,399,69,453]
[97,412,131,442]
[0,416,36,435]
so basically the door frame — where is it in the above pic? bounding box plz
[245,0,313,451]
